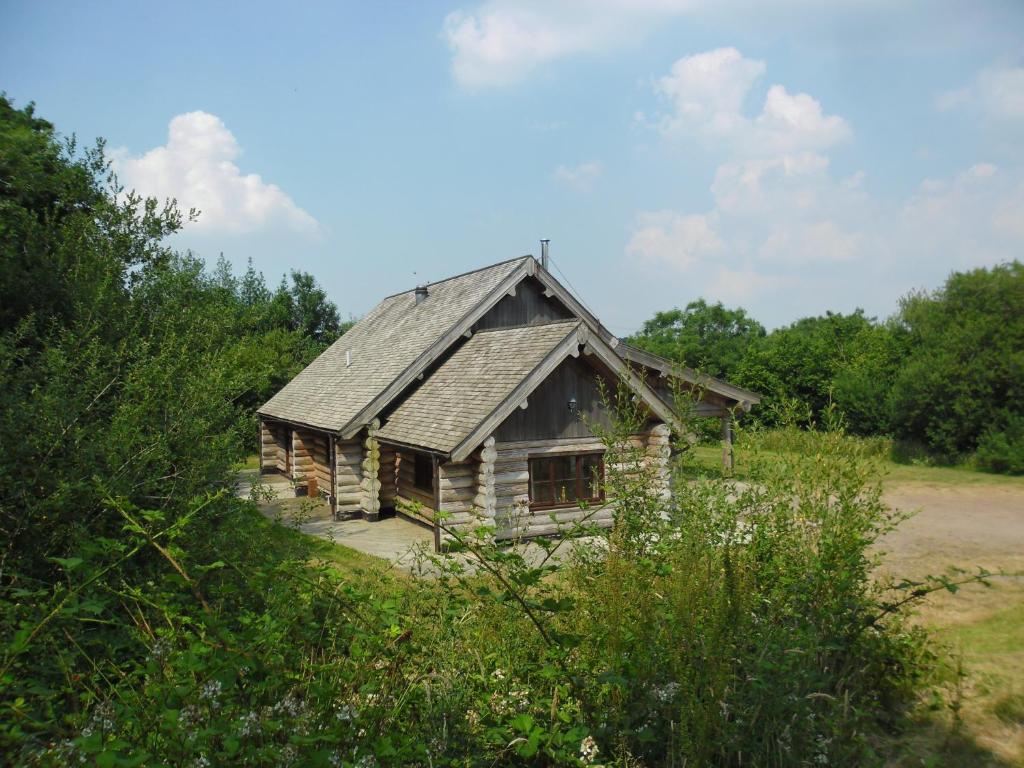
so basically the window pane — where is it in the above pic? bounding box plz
[532,481,553,503]
[555,480,576,503]
[550,456,575,482]
[581,455,602,499]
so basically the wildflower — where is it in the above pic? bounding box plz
[465,709,480,729]
[491,668,506,681]
[488,691,510,715]
[89,700,116,732]
[651,682,680,703]
[192,756,211,768]
[355,755,378,768]
[335,703,357,722]
[148,638,172,665]
[179,704,203,730]
[200,680,223,708]
[280,744,298,766]
[579,735,599,764]
[272,692,305,718]
[239,710,261,738]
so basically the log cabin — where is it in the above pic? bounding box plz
[257,251,759,548]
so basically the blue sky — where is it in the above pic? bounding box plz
[3,0,1022,332]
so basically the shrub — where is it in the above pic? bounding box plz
[974,413,1024,475]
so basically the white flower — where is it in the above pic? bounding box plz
[651,681,680,703]
[239,711,261,738]
[148,638,172,665]
[579,735,599,764]
[179,704,203,730]
[200,680,223,709]
[335,703,357,721]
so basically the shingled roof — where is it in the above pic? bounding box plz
[258,256,530,433]
[378,320,581,455]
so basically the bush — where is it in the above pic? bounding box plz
[2,400,949,766]
[974,413,1024,475]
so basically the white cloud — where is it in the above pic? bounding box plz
[757,220,861,265]
[899,162,1024,269]
[707,266,788,303]
[443,0,700,89]
[629,49,861,291]
[111,111,318,235]
[938,64,1024,122]
[655,47,765,138]
[753,85,850,154]
[626,211,721,270]
[552,161,603,191]
[654,47,850,155]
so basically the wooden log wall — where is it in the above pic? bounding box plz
[491,425,671,541]
[260,421,286,472]
[291,428,331,496]
[379,443,397,508]
[434,447,494,543]
[333,436,364,516]
[646,423,672,499]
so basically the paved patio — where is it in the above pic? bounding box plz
[236,470,600,574]
[237,470,434,571]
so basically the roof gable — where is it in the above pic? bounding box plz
[375,319,679,460]
[376,321,581,455]
[258,256,532,433]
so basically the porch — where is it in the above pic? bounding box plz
[237,468,434,570]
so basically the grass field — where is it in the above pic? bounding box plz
[689,444,1024,488]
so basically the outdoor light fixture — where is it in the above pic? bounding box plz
[568,397,579,417]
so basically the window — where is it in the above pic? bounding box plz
[413,453,434,492]
[528,453,604,509]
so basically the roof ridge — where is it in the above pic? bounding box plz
[378,255,533,301]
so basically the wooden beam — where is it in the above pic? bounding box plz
[721,413,733,470]
[432,455,441,553]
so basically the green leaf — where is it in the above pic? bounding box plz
[50,556,83,570]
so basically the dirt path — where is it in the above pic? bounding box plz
[878,482,1024,766]
[880,483,1024,580]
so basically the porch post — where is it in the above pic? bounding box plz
[360,419,382,521]
[432,454,441,553]
[721,413,733,470]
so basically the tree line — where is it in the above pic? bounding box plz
[628,265,1024,474]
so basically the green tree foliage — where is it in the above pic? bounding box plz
[889,261,1024,460]
[0,96,341,582]
[628,299,765,378]
[733,310,886,428]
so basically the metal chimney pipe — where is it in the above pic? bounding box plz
[540,239,550,270]
[415,284,428,304]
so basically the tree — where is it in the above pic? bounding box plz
[888,261,1024,459]
[628,299,765,379]
[286,269,343,344]
[734,310,882,428]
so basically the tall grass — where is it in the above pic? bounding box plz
[4,402,946,766]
